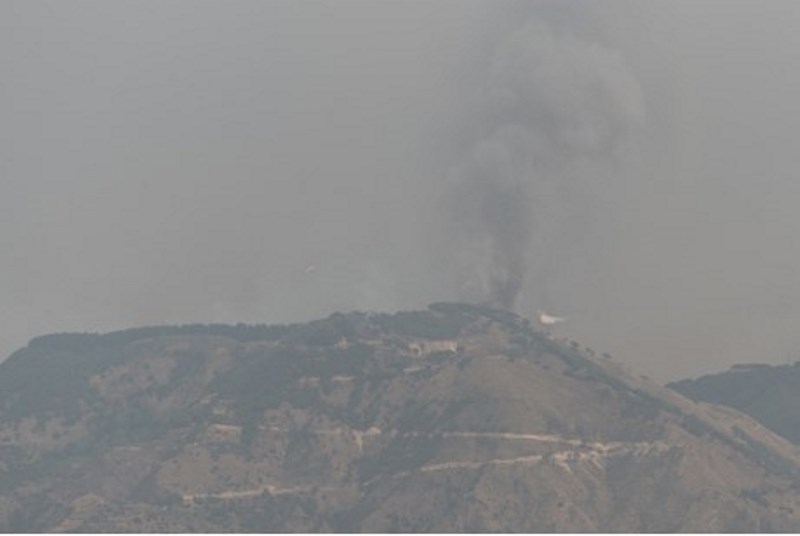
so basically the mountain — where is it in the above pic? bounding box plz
[2,303,800,532]
[670,363,800,446]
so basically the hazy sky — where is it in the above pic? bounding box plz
[4,0,800,381]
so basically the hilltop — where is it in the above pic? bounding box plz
[2,303,800,531]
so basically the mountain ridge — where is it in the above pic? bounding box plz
[2,303,800,531]
[670,362,800,446]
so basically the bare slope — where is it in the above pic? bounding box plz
[1,303,800,532]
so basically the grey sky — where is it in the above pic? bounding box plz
[4,1,800,381]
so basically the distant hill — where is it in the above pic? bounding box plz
[2,303,800,532]
[670,362,800,445]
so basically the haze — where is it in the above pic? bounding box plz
[4,0,800,381]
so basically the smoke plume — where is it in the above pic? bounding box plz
[447,15,644,311]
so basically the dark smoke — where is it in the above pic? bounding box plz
[446,15,644,311]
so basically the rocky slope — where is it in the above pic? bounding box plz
[2,303,800,532]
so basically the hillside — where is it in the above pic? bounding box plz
[2,303,800,532]
[670,363,800,446]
